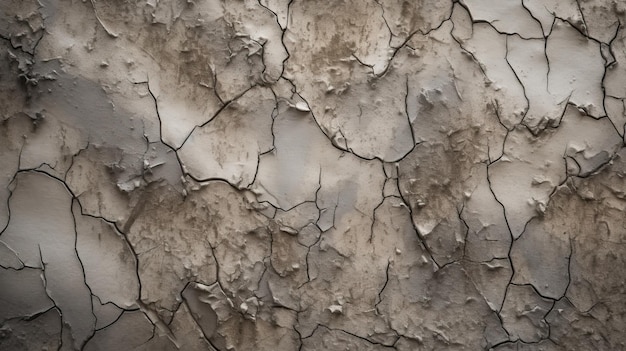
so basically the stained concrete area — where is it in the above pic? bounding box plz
[1,0,626,350]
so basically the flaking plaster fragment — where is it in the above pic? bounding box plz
[463,259,512,311]
[454,21,527,129]
[0,267,54,322]
[0,114,31,232]
[462,164,512,262]
[575,0,623,43]
[91,296,123,331]
[490,105,622,238]
[83,311,154,351]
[65,146,137,222]
[0,0,44,54]
[0,41,28,122]
[377,0,452,45]
[546,19,605,118]
[2,0,626,349]
[1,172,95,350]
[269,223,308,281]
[461,0,544,39]
[523,0,584,36]
[125,183,220,316]
[284,0,414,161]
[73,201,140,308]
[499,284,553,343]
[183,281,299,350]
[0,240,23,269]
[491,339,562,351]
[178,86,275,187]
[301,325,395,351]
[0,307,62,350]
[510,217,571,299]
[379,262,508,349]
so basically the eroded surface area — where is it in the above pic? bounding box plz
[1,0,626,350]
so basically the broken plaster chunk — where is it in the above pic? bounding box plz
[178,86,275,187]
[0,241,23,269]
[327,304,343,314]
[378,0,451,41]
[546,19,606,118]
[221,0,289,83]
[0,267,54,322]
[378,263,508,349]
[130,303,198,350]
[499,284,553,343]
[284,0,418,162]
[74,201,140,308]
[574,0,622,43]
[92,296,124,330]
[270,228,308,280]
[1,172,95,349]
[546,297,625,349]
[461,22,527,128]
[506,35,566,132]
[298,223,321,247]
[382,178,400,197]
[523,0,583,36]
[462,164,511,262]
[252,102,325,209]
[490,105,621,238]
[279,225,298,235]
[462,0,544,39]
[83,311,154,351]
[0,307,61,350]
[274,201,319,231]
[463,259,512,311]
[301,326,391,351]
[604,27,626,97]
[293,101,310,112]
[259,0,290,29]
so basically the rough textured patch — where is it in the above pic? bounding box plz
[1,0,626,350]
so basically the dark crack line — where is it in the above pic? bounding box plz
[69,199,98,351]
[457,0,544,41]
[394,163,440,269]
[484,162,516,313]
[180,282,222,351]
[374,259,391,312]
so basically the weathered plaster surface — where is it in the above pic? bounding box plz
[1,0,626,350]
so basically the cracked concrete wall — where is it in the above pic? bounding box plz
[1,0,625,350]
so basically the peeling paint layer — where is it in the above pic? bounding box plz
[1,0,626,350]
